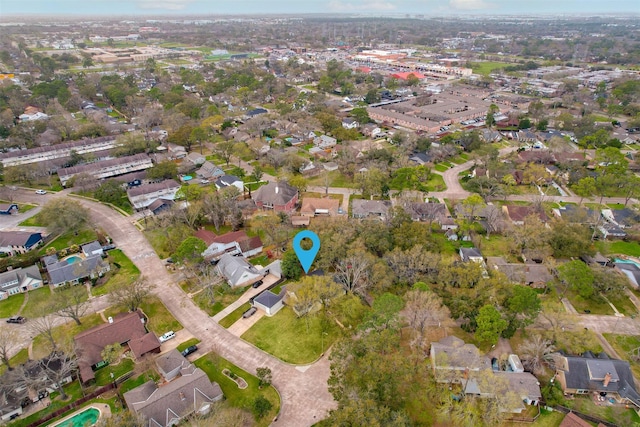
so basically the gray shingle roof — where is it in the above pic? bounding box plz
[124,366,223,427]
[254,287,287,309]
[46,254,107,286]
[252,181,297,207]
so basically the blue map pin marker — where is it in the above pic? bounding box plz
[292,230,320,274]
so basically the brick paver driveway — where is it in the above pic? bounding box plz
[75,198,336,426]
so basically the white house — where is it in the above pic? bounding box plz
[216,253,262,287]
[214,175,244,192]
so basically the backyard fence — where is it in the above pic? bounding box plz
[26,383,115,427]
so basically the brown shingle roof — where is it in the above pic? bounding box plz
[129,332,161,359]
[74,310,148,383]
[193,229,217,246]
[300,197,340,215]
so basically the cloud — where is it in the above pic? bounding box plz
[328,0,397,12]
[449,0,492,10]
[135,0,194,10]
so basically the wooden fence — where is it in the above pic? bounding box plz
[25,383,115,427]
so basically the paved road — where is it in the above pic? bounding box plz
[70,197,336,426]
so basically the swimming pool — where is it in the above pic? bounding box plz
[182,175,193,181]
[64,255,82,264]
[614,258,640,268]
[49,407,100,427]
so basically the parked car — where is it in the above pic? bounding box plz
[35,190,47,195]
[159,331,176,343]
[242,307,257,318]
[252,280,263,289]
[6,316,26,324]
[181,345,198,357]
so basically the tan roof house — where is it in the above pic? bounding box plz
[300,197,341,217]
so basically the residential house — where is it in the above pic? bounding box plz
[156,349,191,382]
[0,353,75,421]
[614,261,640,289]
[216,253,262,287]
[58,154,154,186]
[502,205,549,226]
[409,152,432,165]
[351,200,391,221]
[252,181,298,212]
[147,199,175,216]
[74,310,160,384]
[342,118,359,129]
[199,230,263,261]
[555,353,640,410]
[601,208,640,231]
[123,363,223,427]
[196,161,225,180]
[0,265,43,301]
[300,162,322,177]
[315,135,337,149]
[186,152,206,166]
[246,107,268,118]
[300,198,342,217]
[486,257,553,288]
[362,123,382,137]
[253,287,287,316]
[43,250,110,288]
[291,216,310,227]
[82,241,104,258]
[459,247,484,263]
[323,162,339,171]
[214,175,244,192]
[464,371,542,413]
[0,231,43,256]
[127,179,181,210]
[403,202,446,223]
[430,336,491,383]
[163,143,187,160]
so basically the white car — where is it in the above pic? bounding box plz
[35,190,47,195]
[159,331,176,343]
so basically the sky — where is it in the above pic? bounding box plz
[0,0,638,17]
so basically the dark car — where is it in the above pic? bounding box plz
[252,280,263,289]
[181,345,198,357]
[6,316,26,324]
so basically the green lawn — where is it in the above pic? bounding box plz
[194,353,279,426]
[91,249,140,296]
[194,285,249,317]
[176,338,201,352]
[434,164,449,173]
[40,227,98,254]
[0,293,26,317]
[139,297,182,335]
[31,313,104,360]
[120,370,161,394]
[505,408,564,427]
[18,214,44,226]
[8,380,84,427]
[564,396,640,426]
[563,289,614,315]
[0,348,29,375]
[241,306,340,364]
[602,333,640,380]
[598,241,640,257]
[219,303,251,328]
[94,358,135,385]
[21,285,89,319]
[470,61,511,76]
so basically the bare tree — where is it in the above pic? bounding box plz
[53,286,88,326]
[0,327,20,370]
[404,288,449,350]
[483,204,504,239]
[16,352,77,400]
[334,255,371,295]
[29,314,58,353]
[109,277,154,312]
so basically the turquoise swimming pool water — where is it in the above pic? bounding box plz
[183,175,193,181]
[614,258,640,268]
[65,255,82,264]
[50,408,99,427]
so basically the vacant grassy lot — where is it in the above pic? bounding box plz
[241,306,340,364]
[140,297,182,335]
[21,285,89,319]
[194,353,279,426]
[219,302,251,328]
[470,61,511,76]
[597,240,640,257]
